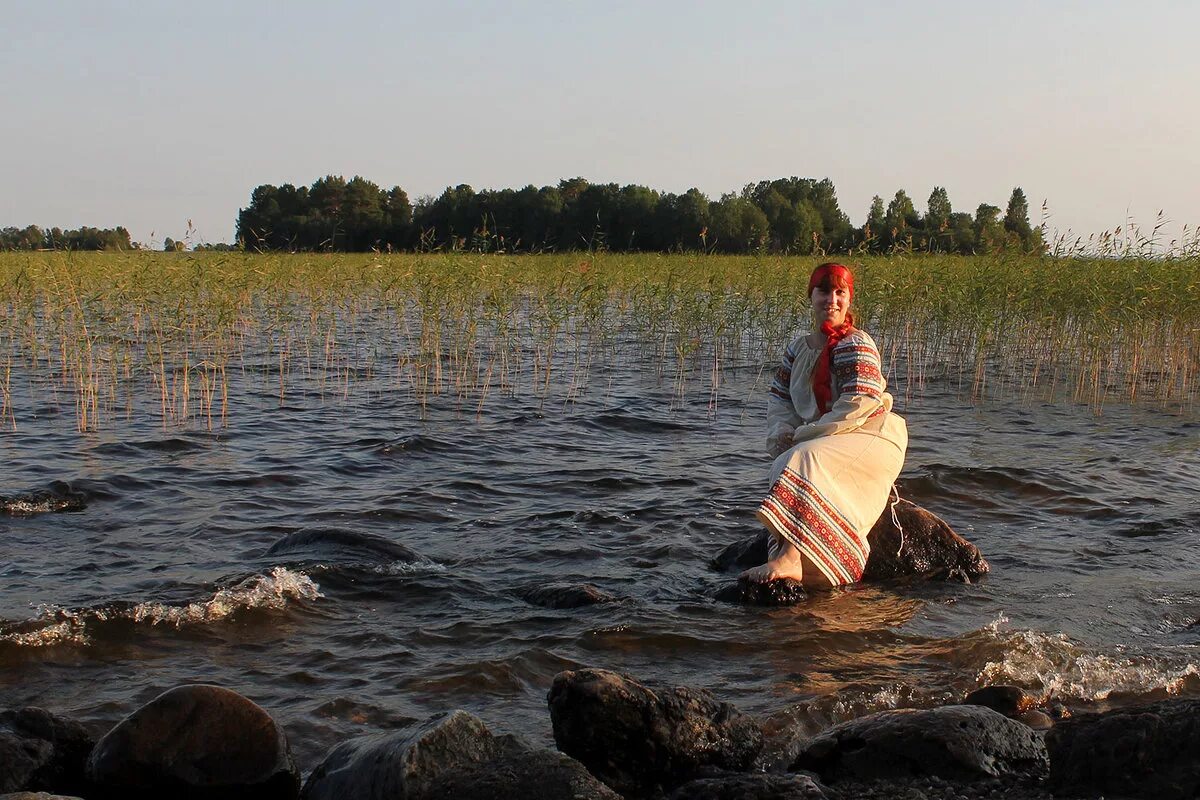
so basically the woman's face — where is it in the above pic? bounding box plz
[810,284,851,328]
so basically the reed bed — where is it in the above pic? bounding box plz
[0,250,1197,431]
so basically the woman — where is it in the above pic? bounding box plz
[741,262,907,588]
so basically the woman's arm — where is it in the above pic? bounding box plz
[790,332,888,443]
[766,339,804,456]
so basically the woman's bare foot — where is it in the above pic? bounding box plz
[739,541,805,583]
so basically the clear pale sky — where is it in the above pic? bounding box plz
[3,1,1197,249]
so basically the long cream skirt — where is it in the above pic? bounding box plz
[756,413,908,585]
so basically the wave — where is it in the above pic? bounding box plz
[973,616,1200,703]
[1,481,88,515]
[0,567,320,649]
[898,463,1119,518]
[264,528,427,566]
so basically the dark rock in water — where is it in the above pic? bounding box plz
[711,499,988,594]
[264,528,424,565]
[1,483,87,516]
[302,709,616,800]
[1045,698,1200,800]
[0,793,87,799]
[962,685,1038,717]
[0,708,95,795]
[86,684,299,800]
[714,578,807,606]
[862,499,988,583]
[669,772,828,799]
[792,705,1049,783]
[547,668,763,797]
[709,534,769,572]
[519,583,617,609]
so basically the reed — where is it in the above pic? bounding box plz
[0,249,1197,431]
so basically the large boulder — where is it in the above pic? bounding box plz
[792,705,1048,783]
[1045,698,1200,800]
[712,499,988,603]
[0,708,95,796]
[85,684,298,799]
[861,499,989,583]
[302,710,615,800]
[547,668,763,797]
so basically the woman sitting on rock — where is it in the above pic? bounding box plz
[742,262,907,588]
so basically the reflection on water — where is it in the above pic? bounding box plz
[2,357,1199,768]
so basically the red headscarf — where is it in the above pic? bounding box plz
[808,263,855,415]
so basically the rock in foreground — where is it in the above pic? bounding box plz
[792,705,1048,783]
[1046,698,1200,800]
[0,708,95,796]
[302,709,615,800]
[669,772,827,799]
[548,668,763,797]
[86,684,299,800]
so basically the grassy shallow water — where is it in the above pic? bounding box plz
[1,250,1198,431]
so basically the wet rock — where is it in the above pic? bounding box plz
[711,500,988,597]
[1016,710,1053,731]
[86,684,298,800]
[669,772,828,799]
[0,707,95,796]
[1,483,87,516]
[547,668,763,797]
[714,577,807,606]
[962,686,1038,717]
[303,710,615,800]
[709,535,768,572]
[1045,697,1200,800]
[0,793,86,799]
[792,705,1049,783]
[862,499,989,583]
[423,737,621,800]
[519,583,617,609]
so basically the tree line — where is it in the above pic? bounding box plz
[236,175,1042,255]
[0,225,132,251]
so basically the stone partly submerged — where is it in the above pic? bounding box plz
[85,684,299,800]
[1046,697,1200,800]
[518,582,618,609]
[547,668,763,798]
[713,498,989,604]
[0,708,95,797]
[792,704,1050,784]
[301,709,617,800]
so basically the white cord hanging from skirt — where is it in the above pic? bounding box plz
[889,483,905,557]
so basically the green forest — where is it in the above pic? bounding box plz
[235,176,1041,255]
[0,176,1041,255]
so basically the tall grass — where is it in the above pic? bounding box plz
[0,250,1197,431]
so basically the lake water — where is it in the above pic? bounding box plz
[2,339,1199,770]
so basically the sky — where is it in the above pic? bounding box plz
[3,0,1198,250]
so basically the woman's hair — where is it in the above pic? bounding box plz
[809,262,854,295]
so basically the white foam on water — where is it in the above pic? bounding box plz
[127,567,322,625]
[976,619,1200,701]
[0,567,321,649]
